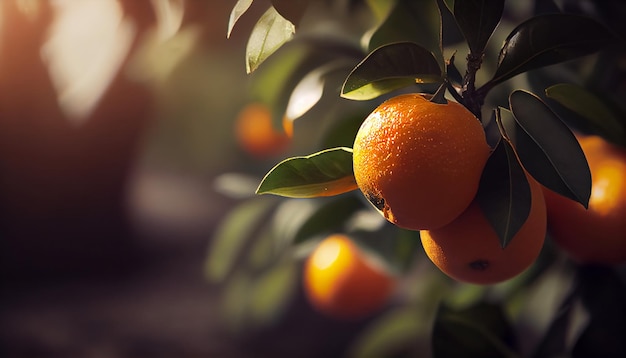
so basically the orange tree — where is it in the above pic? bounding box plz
[207,0,626,356]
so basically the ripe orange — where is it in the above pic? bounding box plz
[235,103,292,158]
[543,135,626,264]
[352,93,490,230]
[303,234,395,320]
[420,174,547,285]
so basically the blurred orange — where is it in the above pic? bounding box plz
[543,135,626,264]
[234,103,292,158]
[303,234,395,320]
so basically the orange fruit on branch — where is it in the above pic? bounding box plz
[543,135,626,264]
[352,93,490,230]
[303,234,395,320]
[420,174,547,285]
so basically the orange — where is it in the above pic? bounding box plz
[420,174,547,285]
[543,135,626,264]
[352,93,490,231]
[303,234,395,320]
[235,103,292,158]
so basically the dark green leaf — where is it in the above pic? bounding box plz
[354,224,423,275]
[293,195,364,244]
[320,108,370,149]
[256,147,358,198]
[453,0,504,54]
[446,53,463,86]
[533,0,561,15]
[227,0,254,38]
[387,229,423,274]
[271,0,308,26]
[436,0,465,48]
[508,90,591,207]
[368,0,443,64]
[433,302,519,358]
[477,129,531,248]
[246,6,295,73]
[341,42,442,100]
[545,83,625,139]
[490,14,618,85]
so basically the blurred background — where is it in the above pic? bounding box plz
[0,0,276,356]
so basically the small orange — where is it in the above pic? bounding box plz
[352,93,490,230]
[303,234,395,320]
[420,174,547,285]
[543,135,626,264]
[235,103,292,158]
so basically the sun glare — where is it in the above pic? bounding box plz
[41,0,136,124]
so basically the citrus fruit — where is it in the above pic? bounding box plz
[352,93,490,230]
[420,174,547,285]
[303,234,395,320]
[543,135,626,264]
[235,103,292,158]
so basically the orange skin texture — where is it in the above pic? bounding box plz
[303,234,395,320]
[543,135,626,264]
[421,175,547,285]
[353,94,490,230]
[235,103,292,158]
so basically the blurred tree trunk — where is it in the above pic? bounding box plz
[0,0,155,283]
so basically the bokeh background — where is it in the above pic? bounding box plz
[0,1,283,356]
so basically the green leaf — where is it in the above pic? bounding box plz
[227,0,254,38]
[293,195,364,244]
[352,222,423,275]
[490,14,618,86]
[545,83,625,140]
[368,0,443,64]
[246,6,295,73]
[453,0,504,54]
[349,306,429,358]
[508,90,591,207]
[248,259,298,326]
[205,198,277,283]
[320,108,371,149]
[256,147,358,198]
[477,130,531,249]
[365,0,395,22]
[445,53,463,86]
[433,302,519,358]
[271,0,308,26]
[341,42,442,100]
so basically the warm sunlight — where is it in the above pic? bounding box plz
[41,0,136,124]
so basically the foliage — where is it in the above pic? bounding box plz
[213,0,626,355]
